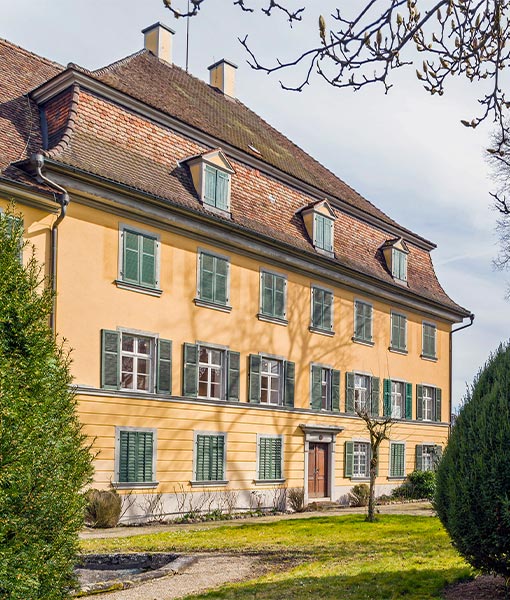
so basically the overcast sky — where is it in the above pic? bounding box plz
[2,0,507,407]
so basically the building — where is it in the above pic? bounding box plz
[0,24,471,520]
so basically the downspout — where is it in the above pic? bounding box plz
[449,313,475,435]
[31,153,70,333]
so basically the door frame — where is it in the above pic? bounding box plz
[300,424,344,505]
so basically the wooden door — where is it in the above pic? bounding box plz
[308,442,329,498]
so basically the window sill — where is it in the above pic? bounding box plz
[309,326,335,337]
[387,476,406,481]
[257,313,288,326]
[352,337,374,347]
[112,481,159,489]
[314,247,335,258]
[420,354,438,362]
[194,298,232,313]
[190,480,229,487]
[351,477,370,482]
[253,479,286,485]
[392,278,408,287]
[201,203,232,219]
[389,347,408,355]
[114,280,162,297]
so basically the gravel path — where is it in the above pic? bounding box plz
[88,553,259,600]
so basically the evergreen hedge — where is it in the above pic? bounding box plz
[435,343,510,577]
[0,208,93,599]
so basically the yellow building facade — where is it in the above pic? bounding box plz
[0,26,471,520]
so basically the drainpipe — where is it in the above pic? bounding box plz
[449,313,475,435]
[31,153,70,333]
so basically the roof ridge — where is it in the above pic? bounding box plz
[93,49,146,76]
[42,84,81,159]
[0,37,63,70]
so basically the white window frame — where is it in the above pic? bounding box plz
[354,373,371,413]
[114,426,158,488]
[353,299,373,344]
[118,328,158,393]
[389,441,406,479]
[258,268,288,324]
[310,284,334,334]
[117,223,161,295]
[391,380,406,419]
[421,443,437,472]
[422,385,434,422]
[390,311,407,352]
[201,161,231,213]
[259,355,284,405]
[422,321,437,359]
[352,440,371,479]
[197,344,227,401]
[191,430,228,486]
[255,434,285,482]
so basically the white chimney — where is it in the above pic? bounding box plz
[208,59,238,98]
[142,22,175,64]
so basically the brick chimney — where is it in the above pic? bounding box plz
[142,22,175,64]
[208,59,238,98]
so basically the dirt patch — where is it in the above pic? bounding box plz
[443,575,508,599]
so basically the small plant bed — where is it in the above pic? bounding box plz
[444,574,508,599]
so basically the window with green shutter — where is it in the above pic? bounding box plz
[259,271,286,321]
[392,248,408,282]
[422,322,437,359]
[310,365,341,412]
[354,300,373,343]
[117,429,155,483]
[389,442,405,478]
[195,433,226,482]
[258,436,283,480]
[121,228,158,288]
[311,286,334,332]
[203,165,229,211]
[313,213,334,253]
[198,251,229,306]
[390,312,407,352]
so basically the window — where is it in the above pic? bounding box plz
[417,384,442,422]
[1,211,23,262]
[204,164,229,211]
[259,271,286,322]
[314,213,334,253]
[101,330,172,394]
[310,365,340,411]
[390,312,407,352]
[346,372,380,415]
[390,442,405,478]
[392,248,407,282]
[416,444,442,472]
[116,428,156,484]
[182,343,240,401]
[391,381,405,419]
[195,433,226,482]
[311,286,334,333]
[383,379,412,419]
[257,436,283,481]
[354,300,373,343]
[353,442,370,478]
[248,354,295,407]
[422,323,437,359]
[197,251,230,308]
[120,227,158,289]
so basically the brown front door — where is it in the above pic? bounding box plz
[308,442,329,498]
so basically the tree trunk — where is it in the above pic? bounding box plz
[366,448,378,522]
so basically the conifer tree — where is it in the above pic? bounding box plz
[0,206,93,599]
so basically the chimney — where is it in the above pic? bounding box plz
[142,22,175,64]
[208,59,238,98]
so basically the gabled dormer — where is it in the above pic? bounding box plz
[381,238,409,284]
[182,149,235,215]
[299,200,336,256]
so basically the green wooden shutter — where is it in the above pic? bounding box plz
[137,432,154,482]
[101,330,120,389]
[274,276,286,319]
[416,385,423,420]
[261,272,273,315]
[214,256,228,305]
[405,383,413,420]
[331,369,341,412]
[258,437,268,479]
[140,235,156,287]
[344,441,354,478]
[390,443,405,478]
[415,445,423,471]
[227,351,240,401]
[195,435,208,480]
[434,445,443,468]
[274,438,282,479]
[371,377,380,416]
[324,290,333,330]
[204,165,217,204]
[183,343,198,397]
[315,214,324,249]
[211,435,225,481]
[123,230,140,283]
[199,253,214,302]
[216,171,229,210]
[156,339,172,394]
[383,379,392,416]
[311,288,322,328]
[118,431,130,482]
[435,388,442,422]
[346,372,355,413]
[310,365,322,410]
[324,218,333,252]
[249,354,262,403]
[284,361,295,408]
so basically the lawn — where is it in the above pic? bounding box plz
[81,515,472,599]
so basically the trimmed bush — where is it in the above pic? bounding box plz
[392,470,436,500]
[85,489,122,528]
[435,343,510,577]
[287,487,305,512]
[349,483,370,507]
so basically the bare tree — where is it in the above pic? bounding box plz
[356,410,393,522]
[163,0,510,145]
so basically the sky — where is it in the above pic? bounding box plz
[1,0,508,408]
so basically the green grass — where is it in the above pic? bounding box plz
[81,515,472,599]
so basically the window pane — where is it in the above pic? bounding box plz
[122,335,134,352]
[137,337,151,355]
[121,372,133,389]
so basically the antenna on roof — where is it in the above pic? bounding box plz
[185,0,190,72]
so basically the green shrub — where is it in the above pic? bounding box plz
[0,208,93,599]
[84,489,122,528]
[391,470,436,500]
[435,343,510,577]
[349,483,370,507]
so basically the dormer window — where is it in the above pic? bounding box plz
[381,238,409,284]
[299,199,336,257]
[180,148,235,216]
